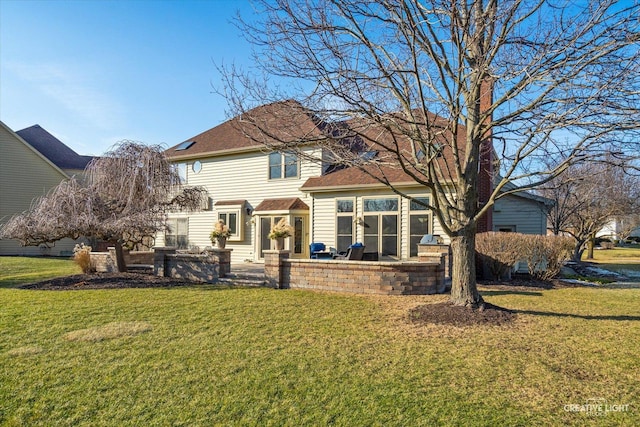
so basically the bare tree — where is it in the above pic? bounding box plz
[0,142,206,272]
[539,162,639,261]
[616,213,640,242]
[220,0,640,307]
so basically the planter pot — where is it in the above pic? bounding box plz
[275,237,285,250]
[216,237,227,249]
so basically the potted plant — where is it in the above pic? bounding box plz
[210,220,231,249]
[268,218,294,250]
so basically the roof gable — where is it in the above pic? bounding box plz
[254,197,309,212]
[16,125,93,170]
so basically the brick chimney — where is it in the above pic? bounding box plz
[476,77,494,233]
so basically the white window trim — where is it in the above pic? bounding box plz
[268,152,300,180]
[335,198,356,252]
[217,205,245,241]
[362,196,400,257]
[409,196,433,257]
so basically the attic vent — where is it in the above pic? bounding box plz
[175,141,195,151]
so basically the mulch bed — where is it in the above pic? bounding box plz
[409,302,517,327]
[19,272,193,290]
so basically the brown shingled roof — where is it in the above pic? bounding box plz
[214,199,247,206]
[166,100,328,159]
[302,111,468,190]
[254,197,309,212]
[302,165,418,190]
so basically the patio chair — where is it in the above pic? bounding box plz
[310,242,331,259]
[333,243,365,260]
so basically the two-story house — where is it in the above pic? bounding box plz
[159,102,550,264]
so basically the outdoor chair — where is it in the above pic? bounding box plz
[333,243,365,260]
[310,242,332,259]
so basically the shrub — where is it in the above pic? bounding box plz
[595,237,612,246]
[475,232,525,280]
[476,233,574,281]
[73,243,95,274]
[521,235,573,281]
[600,241,616,250]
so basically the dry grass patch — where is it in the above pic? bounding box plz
[6,345,44,357]
[63,321,152,342]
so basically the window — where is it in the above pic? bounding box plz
[409,197,431,257]
[165,218,188,249]
[269,152,298,179]
[364,198,398,212]
[216,207,245,241]
[175,141,195,151]
[172,163,187,184]
[192,160,202,174]
[260,216,284,257]
[294,216,304,254]
[336,199,354,252]
[363,198,399,256]
[218,212,238,235]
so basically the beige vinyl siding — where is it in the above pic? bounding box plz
[0,123,82,256]
[165,147,321,262]
[309,188,447,259]
[493,194,547,235]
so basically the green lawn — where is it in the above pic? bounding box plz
[1,257,638,425]
[0,256,80,289]
[583,246,640,278]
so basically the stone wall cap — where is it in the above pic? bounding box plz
[285,259,440,266]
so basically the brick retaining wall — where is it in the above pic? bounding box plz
[154,247,232,283]
[264,250,446,295]
[93,247,232,284]
[92,248,155,272]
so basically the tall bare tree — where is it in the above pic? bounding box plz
[220,0,640,307]
[540,162,639,261]
[0,142,206,272]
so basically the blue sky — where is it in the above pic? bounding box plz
[0,0,256,155]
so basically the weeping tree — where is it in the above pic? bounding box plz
[0,141,206,272]
[220,0,640,307]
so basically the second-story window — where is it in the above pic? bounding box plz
[269,152,298,179]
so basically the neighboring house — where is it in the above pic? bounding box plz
[0,122,93,256]
[159,102,550,264]
[493,182,552,235]
[597,218,640,241]
[16,124,94,179]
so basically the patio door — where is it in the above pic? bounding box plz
[363,214,398,256]
[259,216,283,258]
[362,198,399,257]
[258,215,308,259]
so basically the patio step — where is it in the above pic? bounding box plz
[127,264,153,274]
[218,272,266,287]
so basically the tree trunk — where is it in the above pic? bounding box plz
[572,239,586,262]
[114,242,128,273]
[450,226,484,308]
[585,237,594,260]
